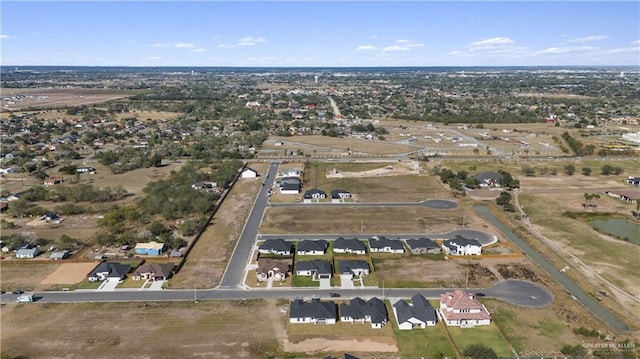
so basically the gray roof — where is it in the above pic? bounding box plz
[330,189,350,199]
[281,183,301,191]
[340,297,388,325]
[297,240,328,253]
[393,293,437,324]
[333,237,367,252]
[132,263,175,278]
[473,171,502,183]
[16,248,39,256]
[49,251,69,259]
[89,262,131,278]
[295,260,332,275]
[281,177,301,185]
[290,298,337,320]
[304,189,326,199]
[368,236,405,251]
[443,235,481,250]
[405,237,439,250]
[259,238,293,254]
[338,260,369,274]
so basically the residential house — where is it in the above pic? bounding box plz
[289,298,337,324]
[258,238,293,256]
[282,169,302,178]
[295,260,333,280]
[304,189,327,202]
[44,177,63,186]
[297,240,328,255]
[439,290,491,327]
[241,167,258,178]
[88,262,131,282]
[368,236,405,254]
[16,245,40,259]
[393,294,437,330]
[626,176,640,186]
[331,189,351,202]
[169,250,182,258]
[333,237,367,255]
[338,260,370,278]
[340,297,388,328]
[49,250,70,260]
[76,166,96,174]
[604,189,639,204]
[279,177,301,194]
[442,235,482,256]
[134,241,166,256]
[39,211,60,222]
[132,263,175,281]
[473,171,502,188]
[256,258,291,282]
[404,238,441,254]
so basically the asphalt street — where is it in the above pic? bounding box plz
[0,280,551,307]
[218,161,280,288]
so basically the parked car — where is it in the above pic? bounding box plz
[329,292,341,297]
[12,290,23,295]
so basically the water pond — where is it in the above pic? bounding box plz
[591,218,640,245]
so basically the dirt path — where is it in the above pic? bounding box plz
[513,191,640,318]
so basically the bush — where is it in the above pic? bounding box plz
[463,344,498,359]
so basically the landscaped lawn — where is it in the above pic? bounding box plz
[292,275,319,287]
[393,322,457,358]
[447,324,513,357]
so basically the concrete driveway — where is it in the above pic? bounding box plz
[97,278,120,291]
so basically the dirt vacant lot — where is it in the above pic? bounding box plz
[0,299,281,359]
[40,262,98,285]
[2,88,138,110]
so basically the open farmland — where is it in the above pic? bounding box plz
[0,299,282,359]
[261,135,419,156]
[1,88,139,110]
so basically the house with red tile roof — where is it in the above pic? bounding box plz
[439,290,491,327]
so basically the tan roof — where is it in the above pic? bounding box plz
[605,189,640,201]
[257,258,292,274]
[133,263,174,277]
[134,241,165,250]
[441,290,483,310]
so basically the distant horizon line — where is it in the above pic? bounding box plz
[2,65,639,69]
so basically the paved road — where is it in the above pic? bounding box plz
[0,279,551,307]
[218,162,280,288]
[474,205,629,330]
[270,199,458,209]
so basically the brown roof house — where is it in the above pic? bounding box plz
[256,258,292,282]
[439,290,491,327]
[132,263,175,281]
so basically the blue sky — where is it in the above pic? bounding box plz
[1,1,639,67]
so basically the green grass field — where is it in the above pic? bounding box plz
[447,324,513,357]
[393,322,457,358]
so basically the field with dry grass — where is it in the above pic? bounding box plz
[262,135,418,156]
[2,88,139,111]
[169,163,268,289]
[0,262,63,292]
[0,299,282,359]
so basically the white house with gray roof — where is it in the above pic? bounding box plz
[289,299,337,324]
[393,294,437,330]
[442,235,482,256]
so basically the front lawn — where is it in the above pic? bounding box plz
[393,322,456,358]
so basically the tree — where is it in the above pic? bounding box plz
[496,191,512,206]
[521,165,535,177]
[463,344,498,359]
[582,167,592,176]
[564,164,575,176]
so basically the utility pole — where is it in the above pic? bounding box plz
[194,282,198,303]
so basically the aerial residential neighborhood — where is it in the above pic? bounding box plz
[1,2,640,357]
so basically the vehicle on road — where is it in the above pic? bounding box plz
[16,294,34,303]
[12,290,23,295]
[329,292,341,297]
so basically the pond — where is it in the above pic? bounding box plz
[592,218,640,245]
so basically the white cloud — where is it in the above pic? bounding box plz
[541,46,597,54]
[147,56,162,61]
[174,43,196,48]
[217,36,268,48]
[190,48,206,53]
[607,46,640,54]
[382,39,424,52]
[470,37,514,47]
[631,40,640,45]
[152,42,197,49]
[356,45,379,51]
[0,34,11,40]
[567,35,607,43]
[237,36,267,46]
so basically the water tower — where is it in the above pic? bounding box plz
[314,75,319,83]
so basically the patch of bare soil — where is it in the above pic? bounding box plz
[458,262,498,288]
[326,161,422,178]
[496,263,541,283]
[375,257,464,287]
[284,336,398,354]
[40,262,98,285]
